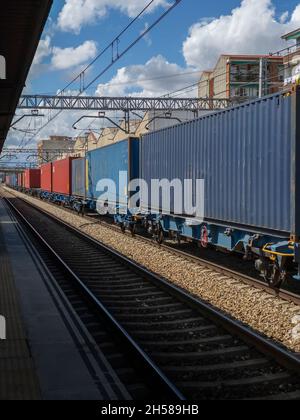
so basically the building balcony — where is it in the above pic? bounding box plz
[230,74,260,83]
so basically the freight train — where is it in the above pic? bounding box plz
[4,85,300,287]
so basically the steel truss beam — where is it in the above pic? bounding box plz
[18,95,236,111]
[1,148,78,154]
[0,164,38,173]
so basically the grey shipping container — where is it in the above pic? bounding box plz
[140,88,299,237]
[72,158,86,197]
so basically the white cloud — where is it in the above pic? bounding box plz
[96,55,199,97]
[26,36,53,83]
[6,109,87,148]
[58,0,170,34]
[280,11,289,24]
[292,4,300,23]
[18,0,300,146]
[51,41,98,70]
[183,0,300,69]
[141,22,152,47]
[33,36,52,66]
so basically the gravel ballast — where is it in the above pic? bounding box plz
[4,187,300,352]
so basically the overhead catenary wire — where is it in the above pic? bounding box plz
[84,0,183,92]
[32,70,202,96]
[20,0,183,149]
[59,0,157,95]
[119,62,290,133]
[14,64,287,146]
[210,63,288,99]
[72,69,202,94]
[164,59,289,99]
[14,8,293,148]
[16,0,163,147]
[71,66,282,139]
[17,68,225,141]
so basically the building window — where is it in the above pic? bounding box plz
[230,63,259,83]
[230,86,259,98]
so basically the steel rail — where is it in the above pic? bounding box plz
[4,192,300,381]
[62,209,300,307]
[5,186,300,306]
[3,195,185,401]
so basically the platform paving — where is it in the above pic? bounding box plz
[0,197,130,400]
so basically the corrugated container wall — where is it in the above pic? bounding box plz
[140,92,292,235]
[5,174,18,187]
[72,158,86,197]
[17,172,24,188]
[24,169,41,189]
[41,163,53,192]
[87,138,139,205]
[52,157,78,195]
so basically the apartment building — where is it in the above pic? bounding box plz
[198,54,284,100]
[281,28,300,85]
[37,136,75,165]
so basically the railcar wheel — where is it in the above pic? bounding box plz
[129,224,136,237]
[266,265,284,289]
[201,226,209,248]
[155,229,164,245]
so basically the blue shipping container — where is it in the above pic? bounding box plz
[140,91,292,236]
[72,158,86,197]
[87,138,139,208]
[6,174,18,187]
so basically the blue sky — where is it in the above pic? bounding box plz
[29,0,300,96]
[6,0,300,148]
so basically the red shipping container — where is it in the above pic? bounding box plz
[52,157,78,195]
[24,169,41,189]
[41,163,53,192]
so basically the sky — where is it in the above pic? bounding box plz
[6,0,300,148]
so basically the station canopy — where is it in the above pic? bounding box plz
[0,0,52,151]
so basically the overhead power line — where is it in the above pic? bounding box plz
[60,0,157,95]
[19,0,183,149]
[34,70,201,95]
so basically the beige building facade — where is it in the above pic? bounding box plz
[37,136,76,164]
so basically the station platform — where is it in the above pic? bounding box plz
[0,197,130,400]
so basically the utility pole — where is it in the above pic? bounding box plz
[259,58,267,98]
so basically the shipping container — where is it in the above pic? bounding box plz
[24,169,41,189]
[5,174,18,187]
[140,90,293,237]
[17,172,24,188]
[41,163,53,192]
[52,157,78,195]
[72,158,86,197]
[87,138,139,209]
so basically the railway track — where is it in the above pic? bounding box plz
[50,199,300,306]
[3,192,300,400]
[94,217,300,306]
[8,187,300,306]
